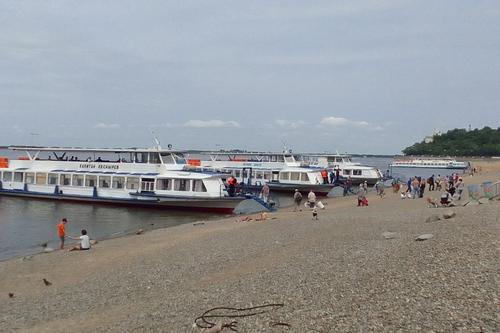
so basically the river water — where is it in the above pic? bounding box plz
[0,153,462,261]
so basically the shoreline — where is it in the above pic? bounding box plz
[1,165,499,332]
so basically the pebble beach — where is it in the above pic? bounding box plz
[0,162,499,332]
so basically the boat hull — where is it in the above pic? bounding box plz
[0,189,244,214]
[241,183,336,196]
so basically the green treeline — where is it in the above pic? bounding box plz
[402,127,500,156]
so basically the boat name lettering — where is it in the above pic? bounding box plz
[79,163,119,170]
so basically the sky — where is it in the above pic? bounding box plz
[1,1,499,154]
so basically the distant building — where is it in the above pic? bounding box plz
[424,129,442,144]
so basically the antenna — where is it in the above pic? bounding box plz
[150,130,162,150]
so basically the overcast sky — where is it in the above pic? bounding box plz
[1,1,499,154]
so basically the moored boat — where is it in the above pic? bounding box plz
[186,151,336,196]
[0,146,247,213]
[390,158,468,170]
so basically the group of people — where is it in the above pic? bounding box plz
[321,169,341,184]
[400,173,465,206]
[57,218,91,251]
[293,189,319,220]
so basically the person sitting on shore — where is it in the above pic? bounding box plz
[68,229,91,251]
[440,192,455,207]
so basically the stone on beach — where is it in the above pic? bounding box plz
[415,233,434,241]
[425,214,441,223]
[135,229,144,235]
[381,231,396,239]
[43,247,55,253]
[478,198,490,204]
[442,211,456,219]
[90,239,98,245]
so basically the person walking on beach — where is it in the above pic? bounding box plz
[428,175,435,191]
[456,178,464,200]
[343,176,352,196]
[307,190,316,208]
[68,229,91,251]
[293,189,303,212]
[57,218,68,249]
[261,183,270,203]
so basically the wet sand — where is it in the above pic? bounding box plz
[0,163,499,332]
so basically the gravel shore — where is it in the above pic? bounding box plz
[1,171,499,332]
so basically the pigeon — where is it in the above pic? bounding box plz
[8,293,14,298]
[42,278,52,286]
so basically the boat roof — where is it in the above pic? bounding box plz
[8,145,185,154]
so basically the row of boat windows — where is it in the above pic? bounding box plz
[232,170,273,180]
[279,172,311,182]
[0,171,207,192]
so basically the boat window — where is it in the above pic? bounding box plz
[85,175,97,187]
[173,153,186,164]
[234,170,241,178]
[301,173,309,182]
[156,178,171,191]
[72,174,84,187]
[60,174,71,186]
[98,176,111,188]
[160,153,175,164]
[256,172,263,179]
[290,172,300,181]
[242,170,249,178]
[134,153,148,163]
[149,153,160,164]
[192,179,207,192]
[174,179,189,191]
[14,172,23,182]
[112,176,125,189]
[48,173,59,185]
[279,172,290,181]
[353,170,362,176]
[285,156,295,163]
[343,170,351,176]
[36,173,47,185]
[141,178,155,191]
[25,172,35,184]
[126,177,139,190]
[2,171,12,181]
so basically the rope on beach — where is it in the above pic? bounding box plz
[194,303,285,331]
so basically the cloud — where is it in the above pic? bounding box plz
[275,119,306,129]
[94,123,120,129]
[182,120,240,128]
[320,116,372,128]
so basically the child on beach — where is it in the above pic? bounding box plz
[57,218,68,249]
[312,206,318,220]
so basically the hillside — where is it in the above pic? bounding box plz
[403,127,500,156]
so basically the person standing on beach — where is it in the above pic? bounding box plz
[307,190,316,208]
[419,178,426,198]
[293,189,303,211]
[456,178,464,200]
[57,218,68,249]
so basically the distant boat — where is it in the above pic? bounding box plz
[390,158,468,170]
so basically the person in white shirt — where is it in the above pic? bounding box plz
[307,190,316,208]
[69,229,91,251]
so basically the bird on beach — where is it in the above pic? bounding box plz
[42,278,52,286]
[8,293,14,298]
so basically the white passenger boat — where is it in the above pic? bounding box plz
[0,146,246,213]
[390,158,468,170]
[186,151,336,196]
[299,153,383,185]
